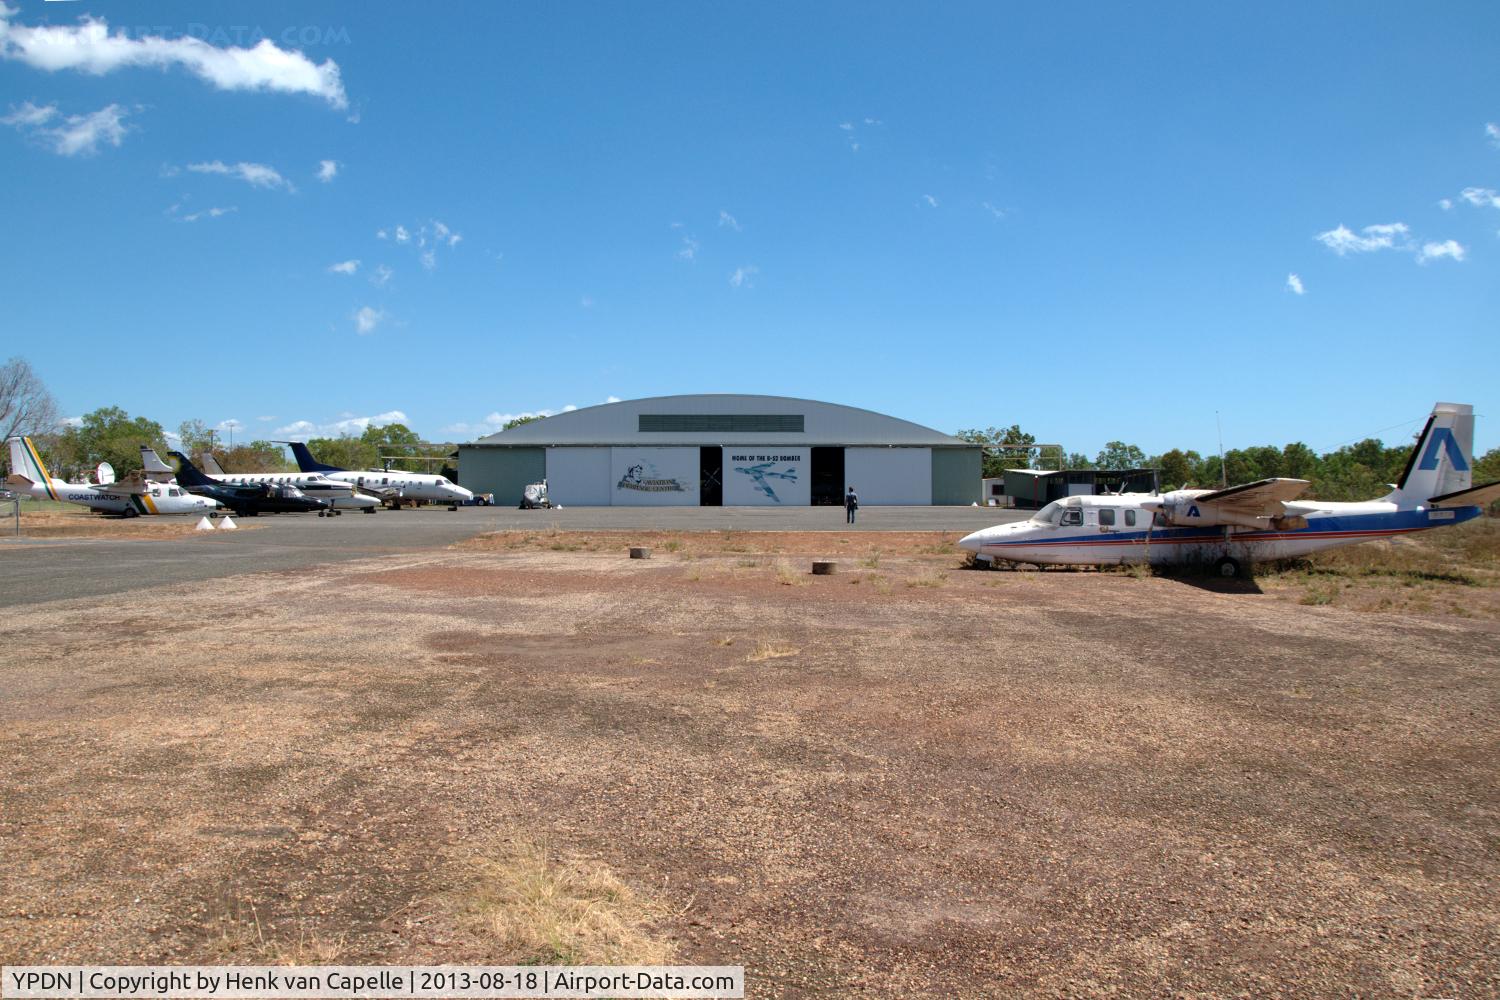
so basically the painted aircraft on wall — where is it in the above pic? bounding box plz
[959,402,1500,577]
[733,461,798,503]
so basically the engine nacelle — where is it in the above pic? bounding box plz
[1158,491,1265,530]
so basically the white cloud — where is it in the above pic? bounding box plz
[729,265,758,288]
[216,418,245,433]
[61,415,83,428]
[328,259,359,275]
[1286,273,1305,295]
[1439,198,1453,211]
[676,234,699,261]
[1458,186,1500,209]
[378,219,464,271]
[256,415,276,422]
[4,100,131,156]
[188,160,293,191]
[371,264,393,287]
[275,410,409,438]
[1416,240,1466,264]
[0,5,347,109]
[838,121,854,131]
[1487,122,1500,147]
[579,295,595,309]
[981,201,1004,219]
[718,210,740,232]
[444,400,635,438]
[1314,222,1410,255]
[354,305,385,334]
[864,117,883,126]
[1,100,55,127]
[317,159,338,182]
[922,194,939,208]
[178,205,235,222]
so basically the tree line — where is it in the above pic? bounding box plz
[1,358,453,480]
[957,424,1500,503]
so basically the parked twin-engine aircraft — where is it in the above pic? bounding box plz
[277,441,473,507]
[168,451,331,517]
[959,402,1499,577]
[6,436,218,517]
[137,446,379,513]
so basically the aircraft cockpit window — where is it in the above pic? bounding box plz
[1030,501,1062,525]
[169,488,181,497]
[1059,509,1083,526]
[1098,508,1115,526]
[1124,509,1137,527]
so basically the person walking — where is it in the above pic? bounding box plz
[845,486,859,524]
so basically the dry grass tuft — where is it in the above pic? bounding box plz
[773,560,808,587]
[747,641,799,662]
[905,571,948,589]
[452,839,674,965]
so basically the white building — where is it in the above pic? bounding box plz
[457,394,981,507]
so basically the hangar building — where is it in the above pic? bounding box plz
[457,394,981,507]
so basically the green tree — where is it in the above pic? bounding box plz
[177,419,216,459]
[361,422,423,471]
[503,414,542,431]
[218,440,292,473]
[956,424,1039,477]
[1063,452,1096,470]
[1281,442,1321,481]
[306,434,379,471]
[1094,441,1147,470]
[0,356,59,441]
[1155,448,1201,489]
[55,406,167,477]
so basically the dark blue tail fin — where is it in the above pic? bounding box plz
[276,441,344,473]
[168,450,216,488]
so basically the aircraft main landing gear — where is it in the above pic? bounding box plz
[1214,556,1241,579]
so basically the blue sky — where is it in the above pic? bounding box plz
[1,1,1497,459]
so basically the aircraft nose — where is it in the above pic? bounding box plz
[450,484,473,500]
[958,529,986,552]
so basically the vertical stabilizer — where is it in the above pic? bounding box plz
[167,450,216,488]
[1392,402,1473,506]
[7,436,51,485]
[276,441,344,473]
[140,444,176,482]
[198,452,226,476]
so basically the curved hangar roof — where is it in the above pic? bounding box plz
[471,394,968,448]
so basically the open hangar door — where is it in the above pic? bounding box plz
[844,448,932,505]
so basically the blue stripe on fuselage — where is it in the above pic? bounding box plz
[983,507,1480,547]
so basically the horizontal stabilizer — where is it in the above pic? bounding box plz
[1429,480,1500,509]
[5,472,36,488]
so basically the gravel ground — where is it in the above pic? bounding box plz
[1,532,1496,997]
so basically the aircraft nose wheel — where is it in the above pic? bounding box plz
[1214,556,1241,579]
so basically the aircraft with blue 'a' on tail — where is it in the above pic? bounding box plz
[958,402,1500,578]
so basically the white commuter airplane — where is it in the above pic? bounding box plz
[5,436,219,517]
[278,441,473,508]
[959,402,1500,577]
[137,446,380,513]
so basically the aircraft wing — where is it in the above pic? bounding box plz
[89,471,151,496]
[1429,480,1500,508]
[1193,477,1311,514]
